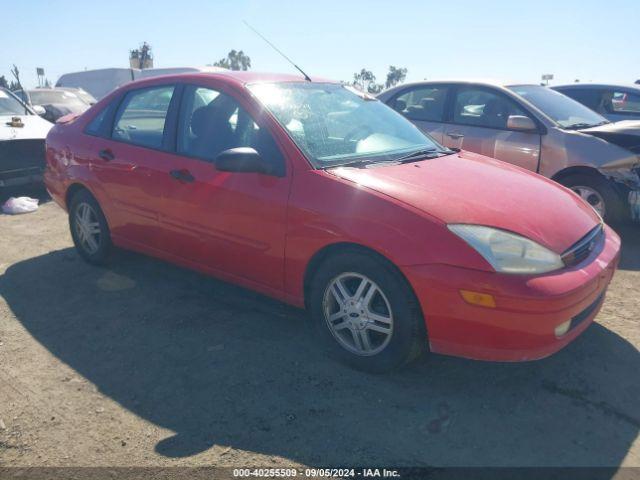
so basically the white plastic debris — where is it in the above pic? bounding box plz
[1,196,39,215]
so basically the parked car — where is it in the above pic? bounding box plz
[378,81,640,222]
[552,83,640,122]
[57,87,97,106]
[13,88,92,123]
[0,88,52,188]
[55,66,226,100]
[45,72,620,372]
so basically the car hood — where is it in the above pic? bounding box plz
[580,120,640,155]
[0,114,53,141]
[328,151,601,253]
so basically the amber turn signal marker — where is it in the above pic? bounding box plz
[460,290,496,308]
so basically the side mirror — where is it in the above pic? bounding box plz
[215,147,270,174]
[32,105,46,116]
[507,115,537,132]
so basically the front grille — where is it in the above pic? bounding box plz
[0,138,46,172]
[570,292,605,331]
[561,224,604,267]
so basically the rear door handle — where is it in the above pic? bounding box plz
[99,148,115,161]
[170,169,195,183]
[446,133,464,139]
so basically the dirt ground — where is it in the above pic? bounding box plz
[0,188,639,470]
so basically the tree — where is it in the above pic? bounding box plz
[10,64,22,91]
[212,50,251,71]
[352,69,383,94]
[0,75,8,89]
[385,66,407,89]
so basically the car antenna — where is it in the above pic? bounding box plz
[243,21,312,82]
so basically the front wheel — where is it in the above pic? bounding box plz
[68,189,112,265]
[560,173,627,223]
[308,250,427,373]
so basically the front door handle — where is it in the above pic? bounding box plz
[446,132,465,139]
[98,148,115,161]
[169,169,195,183]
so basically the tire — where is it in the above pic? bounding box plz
[559,173,628,223]
[308,249,427,373]
[68,189,112,265]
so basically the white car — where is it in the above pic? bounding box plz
[0,88,53,188]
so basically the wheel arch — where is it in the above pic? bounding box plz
[551,165,606,183]
[302,242,421,313]
[65,182,93,209]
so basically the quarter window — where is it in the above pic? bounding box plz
[112,85,175,149]
[453,88,529,130]
[392,86,449,122]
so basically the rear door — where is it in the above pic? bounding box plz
[387,85,450,143]
[442,85,542,172]
[88,84,178,246]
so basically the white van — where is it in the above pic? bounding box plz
[56,66,226,100]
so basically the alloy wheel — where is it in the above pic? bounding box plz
[74,202,102,255]
[322,272,394,356]
[571,185,606,217]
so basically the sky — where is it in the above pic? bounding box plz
[1,0,639,90]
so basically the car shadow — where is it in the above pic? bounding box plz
[611,222,640,271]
[0,184,50,208]
[0,248,638,468]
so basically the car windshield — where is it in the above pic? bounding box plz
[29,90,88,107]
[508,85,608,129]
[0,89,30,116]
[248,82,443,167]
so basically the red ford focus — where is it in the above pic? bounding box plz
[44,72,620,372]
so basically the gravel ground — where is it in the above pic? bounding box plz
[0,190,638,469]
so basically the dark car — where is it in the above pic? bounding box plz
[552,84,640,122]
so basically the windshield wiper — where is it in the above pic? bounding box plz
[564,121,609,130]
[395,148,455,163]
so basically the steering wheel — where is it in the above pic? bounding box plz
[343,124,373,146]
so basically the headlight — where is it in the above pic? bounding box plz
[448,224,564,274]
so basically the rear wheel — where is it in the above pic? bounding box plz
[68,189,112,264]
[308,250,426,373]
[559,173,627,223]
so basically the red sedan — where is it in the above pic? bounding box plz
[44,72,620,372]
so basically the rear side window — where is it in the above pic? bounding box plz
[607,90,640,114]
[558,88,602,110]
[392,86,449,122]
[453,87,529,130]
[112,85,175,149]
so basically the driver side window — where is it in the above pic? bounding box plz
[453,87,529,130]
[177,85,285,173]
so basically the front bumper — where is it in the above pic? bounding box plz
[0,138,46,187]
[402,224,621,362]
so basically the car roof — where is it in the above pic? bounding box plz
[552,83,640,91]
[380,79,535,92]
[131,70,336,88]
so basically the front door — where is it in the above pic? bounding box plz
[443,86,542,172]
[388,84,450,143]
[160,84,291,290]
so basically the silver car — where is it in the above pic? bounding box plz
[378,81,640,223]
[552,83,640,122]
